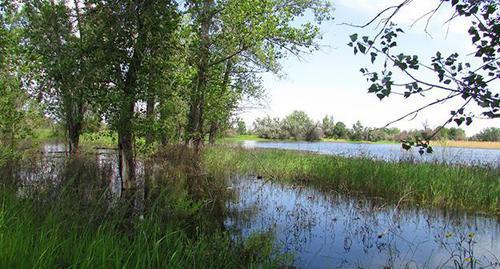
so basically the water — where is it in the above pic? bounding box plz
[18,144,500,268]
[240,141,500,167]
[226,175,500,268]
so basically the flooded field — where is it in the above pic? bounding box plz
[240,141,500,167]
[226,176,500,268]
[13,144,500,268]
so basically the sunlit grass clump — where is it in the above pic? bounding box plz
[204,147,500,214]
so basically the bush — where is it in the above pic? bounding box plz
[472,127,500,142]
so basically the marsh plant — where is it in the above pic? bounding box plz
[0,150,284,269]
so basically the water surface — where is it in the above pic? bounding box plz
[226,176,500,268]
[240,141,500,167]
[21,144,500,268]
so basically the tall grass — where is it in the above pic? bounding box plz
[0,154,282,269]
[204,147,500,214]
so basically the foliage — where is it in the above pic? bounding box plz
[233,117,247,135]
[472,127,500,142]
[0,3,42,166]
[321,115,335,138]
[253,111,323,141]
[184,0,333,147]
[253,116,286,140]
[282,111,321,141]
[348,0,499,152]
[251,111,491,143]
[22,0,93,153]
[332,121,349,139]
[349,121,365,141]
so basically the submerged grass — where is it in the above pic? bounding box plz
[0,153,282,269]
[204,147,500,215]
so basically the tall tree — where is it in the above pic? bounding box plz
[185,0,333,150]
[0,2,37,167]
[88,0,179,191]
[23,0,90,154]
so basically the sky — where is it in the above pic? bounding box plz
[239,0,499,136]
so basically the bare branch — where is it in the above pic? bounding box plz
[382,92,461,128]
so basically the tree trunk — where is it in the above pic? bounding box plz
[187,92,205,152]
[186,0,213,152]
[145,96,155,145]
[117,0,147,192]
[208,121,218,145]
[66,99,84,155]
[118,99,136,191]
[67,122,81,155]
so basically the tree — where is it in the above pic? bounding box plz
[184,0,333,150]
[472,127,500,142]
[87,0,179,190]
[347,0,499,153]
[448,127,466,141]
[321,115,335,138]
[234,117,247,136]
[282,110,318,140]
[1,4,26,165]
[253,116,285,139]
[350,121,365,141]
[23,0,91,154]
[332,121,348,139]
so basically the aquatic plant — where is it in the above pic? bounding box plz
[204,147,500,214]
[0,154,283,269]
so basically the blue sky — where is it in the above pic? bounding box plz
[240,0,499,136]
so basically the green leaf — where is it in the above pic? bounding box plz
[349,33,358,42]
[370,52,377,63]
[357,43,366,54]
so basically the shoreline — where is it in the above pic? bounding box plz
[222,135,500,150]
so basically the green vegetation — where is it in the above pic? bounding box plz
[0,0,498,267]
[221,134,398,145]
[250,111,499,143]
[472,127,500,142]
[0,155,283,269]
[204,147,500,214]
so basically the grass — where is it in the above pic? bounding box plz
[0,154,284,269]
[203,146,500,215]
[222,135,500,149]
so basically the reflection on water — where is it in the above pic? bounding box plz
[226,176,500,269]
[240,141,500,167]
[17,144,500,268]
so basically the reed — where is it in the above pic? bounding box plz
[204,147,500,214]
[0,155,281,269]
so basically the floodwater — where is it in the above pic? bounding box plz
[18,144,500,268]
[226,175,500,269]
[240,141,500,167]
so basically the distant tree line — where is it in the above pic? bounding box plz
[248,111,500,142]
